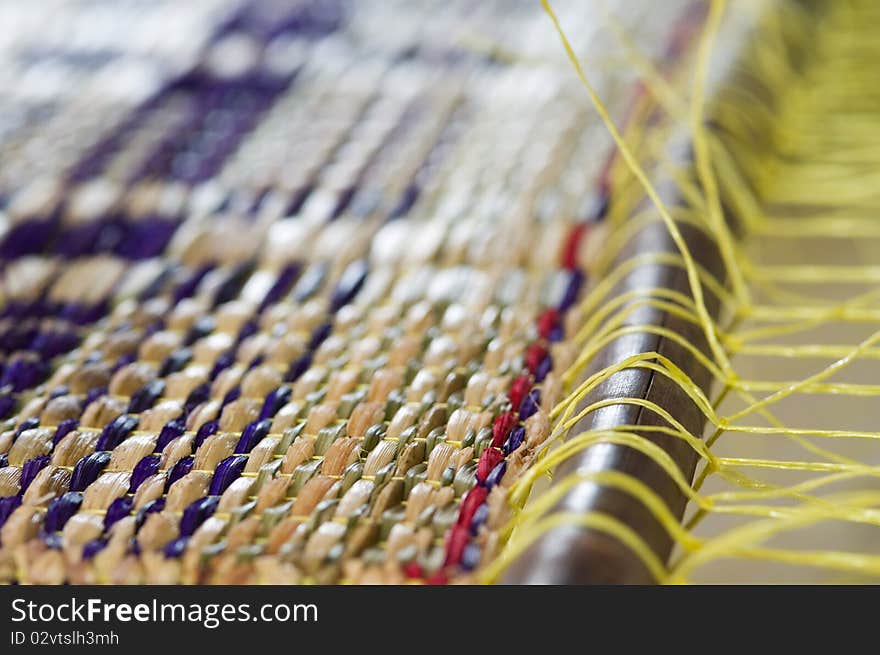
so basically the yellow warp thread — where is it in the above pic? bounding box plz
[480,0,880,583]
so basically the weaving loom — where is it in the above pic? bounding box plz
[0,0,873,586]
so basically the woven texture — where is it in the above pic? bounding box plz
[0,0,694,584]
